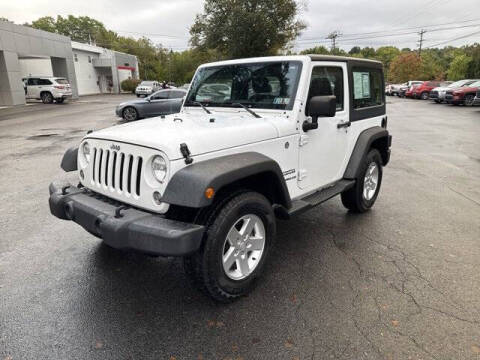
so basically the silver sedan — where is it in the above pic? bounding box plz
[116,89,187,121]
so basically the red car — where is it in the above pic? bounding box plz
[404,85,418,98]
[412,81,442,100]
[445,80,480,106]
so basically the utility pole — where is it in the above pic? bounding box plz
[417,29,426,56]
[326,31,342,52]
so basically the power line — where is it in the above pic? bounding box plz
[426,29,480,48]
[326,31,341,51]
[295,22,480,45]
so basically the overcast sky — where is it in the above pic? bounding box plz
[1,0,479,52]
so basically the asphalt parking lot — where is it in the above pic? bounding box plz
[0,95,479,360]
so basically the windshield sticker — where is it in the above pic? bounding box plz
[273,97,290,105]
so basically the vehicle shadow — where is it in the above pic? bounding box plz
[75,203,376,358]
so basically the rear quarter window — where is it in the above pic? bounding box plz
[352,68,384,109]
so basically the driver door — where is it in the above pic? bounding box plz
[298,62,351,192]
[148,90,170,116]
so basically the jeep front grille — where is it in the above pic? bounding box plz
[91,147,143,197]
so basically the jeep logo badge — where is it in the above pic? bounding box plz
[110,144,120,151]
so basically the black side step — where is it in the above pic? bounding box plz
[288,179,355,216]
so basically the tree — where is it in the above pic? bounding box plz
[349,46,361,55]
[31,15,107,43]
[375,46,400,81]
[300,45,330,55]
[447,54,472,80]
[389,52,423,82]
[190,0,306,58]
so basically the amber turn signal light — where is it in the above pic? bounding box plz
[205,187,215,199]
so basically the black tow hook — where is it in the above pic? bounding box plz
[114,205,130,218]
[180,143,193,165]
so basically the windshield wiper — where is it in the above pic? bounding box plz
[230,102,261,118]
[185,100,211,114]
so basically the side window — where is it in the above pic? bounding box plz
[38,79,52,85]
[307,66,344,113]
[169,91,185,99]
[27,78,39,86]
[352,68,384,109]
[152,91,168,100]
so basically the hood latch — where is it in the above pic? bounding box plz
[180,143,193,165]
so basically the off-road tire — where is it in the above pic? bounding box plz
[341,149,383,213]
[183,191,276,302]
[41,92,53,104]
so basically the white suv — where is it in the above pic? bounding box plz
[25,76,72,104]
[49,55,391,302]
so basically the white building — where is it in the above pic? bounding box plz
[16,39,139,96]
[70,41,139,95]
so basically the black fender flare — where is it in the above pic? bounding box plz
[343,127,391,179]
[162,152,291,209]
[61,147,78,172]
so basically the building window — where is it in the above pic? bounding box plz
[124,63,129,66]
[74,53,78,62]
[88,55,92,63]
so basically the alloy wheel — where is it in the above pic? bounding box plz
[363,162,379,201]
[222,214,266,281]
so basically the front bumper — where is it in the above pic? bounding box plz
[473,97,480,106]
[48,182,205,256]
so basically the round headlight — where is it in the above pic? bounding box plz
[151,155,167,183]
[82,142,91,163]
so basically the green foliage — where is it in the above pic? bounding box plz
[32,15,106,42]
[299,46,330,55]
[121,78,141,93]
[447,54,473,80]
[190,0,305,58]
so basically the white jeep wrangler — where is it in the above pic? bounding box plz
[49,55,391,302]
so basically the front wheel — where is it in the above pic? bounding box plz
[183,192,276,302]
[122,107,138,121]
[341,149,383,213]
[421,92,429,100]
[464,94,475,106]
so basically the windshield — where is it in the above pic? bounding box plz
[449,80,471,88]
[469,81,480,87]
[185,61,302,110]
[140,81,154,86]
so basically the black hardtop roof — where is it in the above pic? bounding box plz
[307,54,383,68]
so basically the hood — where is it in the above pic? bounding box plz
[118,98,149,107]
[432,86,451,92]
[86,111,280,160]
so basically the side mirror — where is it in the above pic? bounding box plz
[146,97,152,102]
[303,95,337,132]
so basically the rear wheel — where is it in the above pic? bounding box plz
[41,92,53,104]
[183,191,275,302]
[464,94,475,106]
[421,92,429,100]
[341,149,383,213]
[122,107,138,121]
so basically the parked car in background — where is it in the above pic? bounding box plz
[135,81,161,97]
[25,76,72,103]
[473,89,480,106]
[398,81,423,97]
[429,80,475,103]
[412,81,444,100]
[116,88,187,121]
[445,80,480,106]
[385,83,404,96]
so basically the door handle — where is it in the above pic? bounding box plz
[337,121,351,129]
